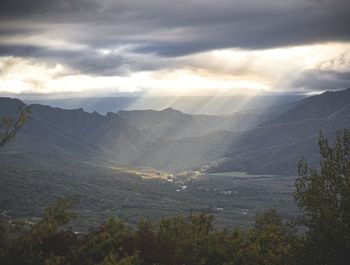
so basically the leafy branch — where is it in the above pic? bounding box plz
[0,105,32,148]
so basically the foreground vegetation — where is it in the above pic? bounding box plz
[1,200,300,265]
[0,110,349,264]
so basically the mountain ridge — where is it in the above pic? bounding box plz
[0,98,157,170]
[132,88,350,174]
[1,88,349,174]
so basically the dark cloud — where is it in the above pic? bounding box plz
[0,43,169,76]
[0,0,100,16]
[44,0,349,57]
[0,0,349,89]
[0,27,40,36]
[293,70,350,92]
[1,0,349,52]
[0,44,42,57]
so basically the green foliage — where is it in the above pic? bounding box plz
[156,215,216,265]
[73,218,130,265]
[295,130,350,265]
[242,209,299,265]
[98,253,141,265]
[0,105,32,148]
[0,197,77,265]
[33,197,77,236]
[0,203,299,265]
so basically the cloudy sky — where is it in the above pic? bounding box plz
[0,0,349,97]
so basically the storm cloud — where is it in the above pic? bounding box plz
[293,70,350,92]
[0,0,349,94]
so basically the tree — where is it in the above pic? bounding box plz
[0,105,32,148]
[295,130,350,265]
[0,197,77,265]
[242,209,298,265]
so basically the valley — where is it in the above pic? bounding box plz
[1,88,349,230]
[0,163,297,230]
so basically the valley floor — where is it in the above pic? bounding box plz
[0,165,298,230]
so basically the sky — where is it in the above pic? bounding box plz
[0,0,349,98]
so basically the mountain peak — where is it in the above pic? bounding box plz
[162,107,184,115]
[163,107,175,111]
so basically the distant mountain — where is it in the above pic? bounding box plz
[262,88,350,125]
[0,98,156,170]
[1,89,349,175]
[212,88,350,174]
[133,88,350,174]
[23,94,304,115]
[118,108,268,139]
[24,97,139,115]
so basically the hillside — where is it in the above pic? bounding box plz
[133,89,350,174]
[213,88,350,174]
[0,98,156,170]
[262,88,350,125]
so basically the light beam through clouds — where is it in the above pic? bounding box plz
[0,0,349,98]
[1,43,349,97]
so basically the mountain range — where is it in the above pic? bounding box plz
[1,88,349,175]
[22,94,304,115]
